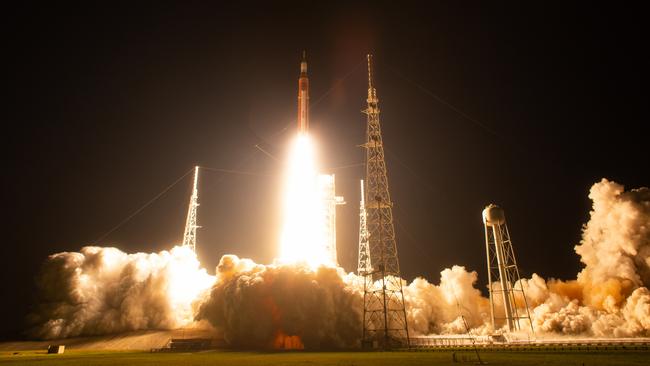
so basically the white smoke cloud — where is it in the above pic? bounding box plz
[27,178,650,344]
[576,179,650,301]
[513,179,650,337]
[404,266,490,335]
[27,246,214,339]
[387,179,650,338]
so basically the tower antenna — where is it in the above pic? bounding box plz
[182,166,200,252]
[360,54,410,349]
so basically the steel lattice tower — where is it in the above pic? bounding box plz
[360,54,410,349]
[483,204,533,333]
[358,179,371,274]
[182,166,200,252]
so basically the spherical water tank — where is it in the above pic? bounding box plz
[482,204,506,226]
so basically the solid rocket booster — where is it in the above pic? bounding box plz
[297,51,309,133]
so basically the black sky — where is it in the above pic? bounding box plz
[3,2,648,339]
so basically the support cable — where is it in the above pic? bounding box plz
[93,159,270,244]
[380,61,503,140]
[449,286,486,365]
[94,167,194,243]
[199,166,272,177]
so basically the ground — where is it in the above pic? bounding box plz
[1,350,649,366]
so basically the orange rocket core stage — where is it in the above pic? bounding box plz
[297,52,309,132]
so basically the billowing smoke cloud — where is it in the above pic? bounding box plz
[27,179,650,344]
[576,179,650,302]
[27,246,214,339]
[380,179,649,338]
[517,179,650,337]
[196,255,362,349]
[404,266,491,335]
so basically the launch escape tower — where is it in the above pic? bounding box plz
[182,166,200,252]
[359,55,410,349]
[482,204,533,333]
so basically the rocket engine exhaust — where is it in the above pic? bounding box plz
[27,179,650,346]
[21,55,650,346]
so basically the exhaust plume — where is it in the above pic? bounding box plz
[196,255,362,349]
[26,178,649,344]
[27,246,214,339]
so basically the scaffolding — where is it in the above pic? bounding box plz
[358,179,371,274]
[360,54,410,349]
[182,166,200,252]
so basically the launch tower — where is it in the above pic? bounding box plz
[482,204,533,333]
[318,174,346,266]
[182,166,200,252]
[360,55,410,349]
[358,179,371,274]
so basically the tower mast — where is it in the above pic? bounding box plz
[182,166,200,252]
[360,55,410,349]
[358,179,371,274]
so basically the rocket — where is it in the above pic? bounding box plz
[297,51,309,133]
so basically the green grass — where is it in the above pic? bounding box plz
[1,349,648,366]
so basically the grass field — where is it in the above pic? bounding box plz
[1,349,649,366]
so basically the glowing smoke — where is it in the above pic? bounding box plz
[27,179,650,343]
[576,179,650,301]
[196,255,362,349]
[27,246,214,339]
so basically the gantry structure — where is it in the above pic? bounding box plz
[359,54,410,349]
[182,166,200,252]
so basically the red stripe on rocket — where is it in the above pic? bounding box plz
[297,51,309,133]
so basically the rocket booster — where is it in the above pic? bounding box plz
[297,51,309,133]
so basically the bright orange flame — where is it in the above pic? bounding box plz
[278,133,329,268]
[273,331,305,350]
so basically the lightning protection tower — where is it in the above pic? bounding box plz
[358,179,371,274]
[182,166,200,252]
[483,204,533,333]
[360,54,409,349]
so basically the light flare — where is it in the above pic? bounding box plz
[278,133,329,268]
[167,246,214,323]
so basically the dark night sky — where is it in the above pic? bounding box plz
[2,2,647,339]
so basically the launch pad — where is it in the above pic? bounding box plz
[19,51,650,356]
[2,346,649,366]
[410,335,650,350]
